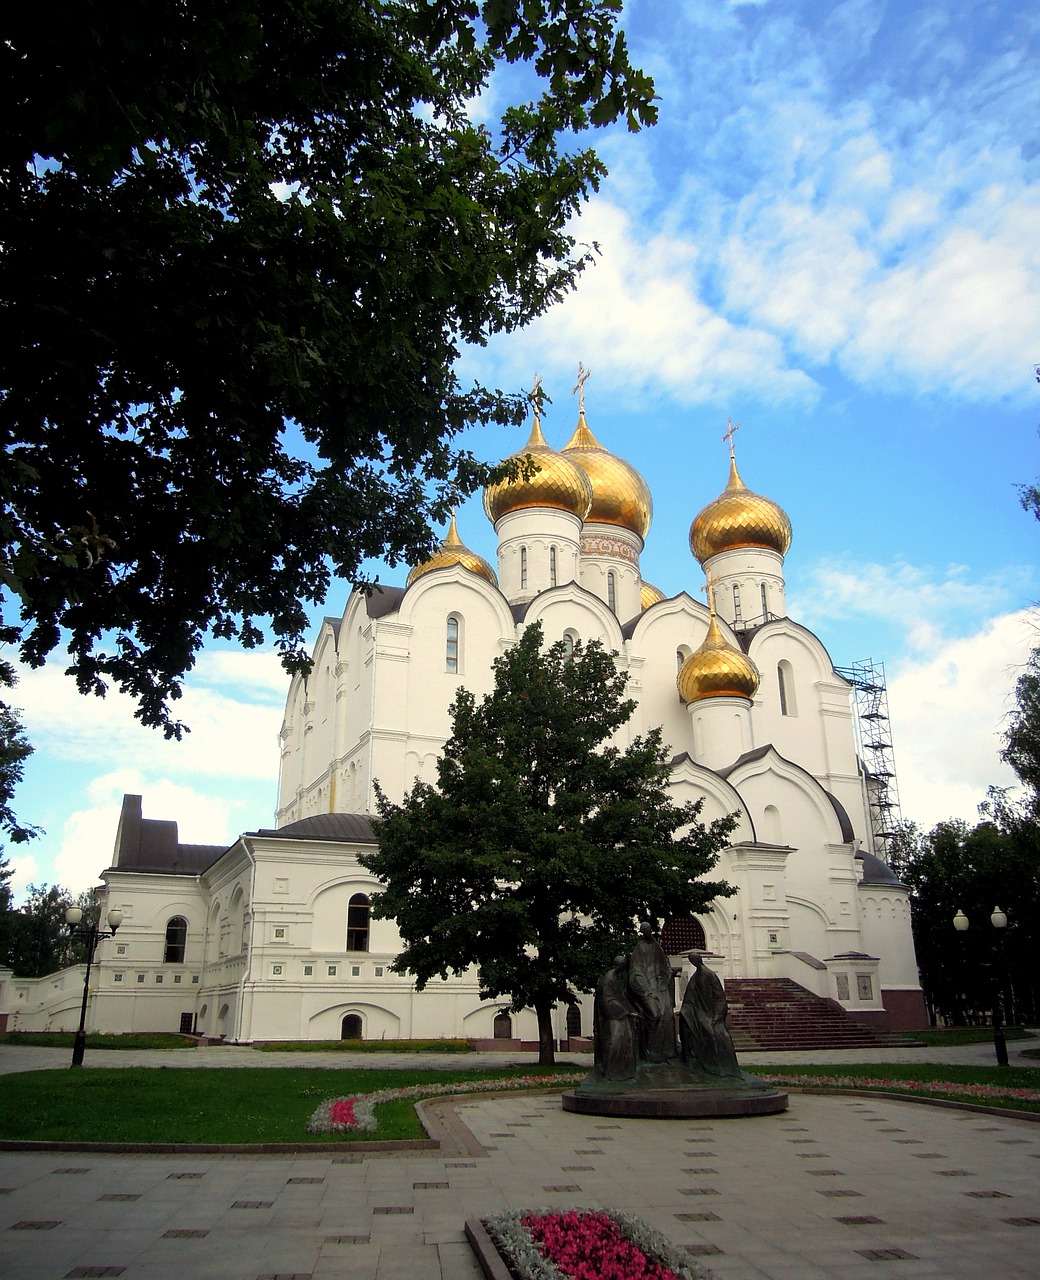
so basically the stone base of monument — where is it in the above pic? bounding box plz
[562,1062,788,1119]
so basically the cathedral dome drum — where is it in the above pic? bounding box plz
[483,415,593,525]
[406,514,498,587]
[690,458,792,565]
[562,412,653,541]
[677,614,761,703]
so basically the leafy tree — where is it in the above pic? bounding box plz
[895,811,1039,1027]
[1001,642,1040,809]
[0,696,39,847]
[1,2,657,736]
[363,623,736,1064]
[5,883,78,977]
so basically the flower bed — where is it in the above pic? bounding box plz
[760,1073,1040,1105]
[307,1072,584,1134]
[482,1208,711,1280]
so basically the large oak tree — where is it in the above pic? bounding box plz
[1,2,656,736]
[363,624,735,1064]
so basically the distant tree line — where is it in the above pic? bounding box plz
[895,644,1040,1027]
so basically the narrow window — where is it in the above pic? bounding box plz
[777,660,796,716]
[760,583,769,619]
[607,571,617,613]
[520,546,528,589]
[446,616,459,673]
[562,631,577,660]
[677,648,684,672]
[163,916,187,964]
[732,583,743,622]
[347,893,371,952]
[549,546,557,587]
[341,1014,363,1040]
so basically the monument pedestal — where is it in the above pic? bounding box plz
[563,1062,788,1118]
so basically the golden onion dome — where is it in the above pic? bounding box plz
[677,613,761,704]
[406,514,498,587]
[483,414,593,526]
[690,458,792,565]
[562,411,653,540]
[640,581,666,610]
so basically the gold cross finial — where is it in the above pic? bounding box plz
[701,570,720,616]
[529,372,545,418]
[572,362,591,414]
[722,419,740,461]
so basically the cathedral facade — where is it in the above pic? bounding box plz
[2,396,927,1042]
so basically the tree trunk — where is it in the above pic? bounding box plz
[536,1002,556,1066]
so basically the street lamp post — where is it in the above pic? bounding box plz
[952,906,1009,1067]
[64,905,123,1068]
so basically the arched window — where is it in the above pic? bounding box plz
[347,894,371,951]
[493,1011,513,1039]
[777,660,796,716]
[763,804,782,843]
[661,917,706,955]
[164,916,187,964]
[520,547,528,589]
[562,630,578,660]
[732,583,743,622]
[446,616,459,673]
[566,1003,582,1038]
[549,546,557,587]
[760,583,769,620]
[341,1013,363,1040]
[607,571,617,613]
[677,645,691,672]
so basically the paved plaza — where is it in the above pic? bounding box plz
[0,1041,1037,1279]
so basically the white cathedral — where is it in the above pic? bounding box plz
[1,389,927,1043]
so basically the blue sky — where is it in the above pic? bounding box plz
[6,0,1039,898]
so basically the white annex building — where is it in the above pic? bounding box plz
[1,393,927,1043]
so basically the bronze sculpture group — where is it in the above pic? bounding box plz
[593,922,740,1083]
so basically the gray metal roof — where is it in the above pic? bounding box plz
[253,812,378,844]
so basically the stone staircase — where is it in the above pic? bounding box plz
[724,978,901,1052]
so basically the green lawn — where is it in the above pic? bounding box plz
[1,1059,1036,1147]
[0,1032,196,1050]
[0,1065,582,1144]
[904,1026,1034,1046]
[756,1061,1040,1113]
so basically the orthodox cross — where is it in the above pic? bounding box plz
[701,570,720,616]
[529,371,546,417]
[722,419,740,461]
[572,362,591,414]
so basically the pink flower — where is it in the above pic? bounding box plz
[521,1211,681,1280]
[328,1098,358,1127]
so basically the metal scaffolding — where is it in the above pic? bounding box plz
[834,658,903,861]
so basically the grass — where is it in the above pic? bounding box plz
[906,1025,1033,1046]
[0,1032,196,1050]
[755,1061,1040,1113]
[0,1064,583,1145]
[251,1038,474,1053]
[1,1057,1037,1147]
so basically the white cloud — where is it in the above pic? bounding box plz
[888,609,1036,829]
[13,656,284,782]
[7,851,39,899]
[482,200,820,408]
[53,771,243,894]
[792,559,1033,653]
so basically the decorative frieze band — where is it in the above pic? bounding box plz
[580,533,639,565]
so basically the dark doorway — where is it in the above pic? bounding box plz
[341,1014,363,1040]
[493,1011,512,1039]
